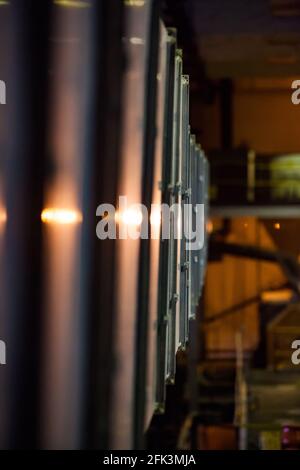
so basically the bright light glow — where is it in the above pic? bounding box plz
[150,206,161,227]
[117,208,143,226]
[129,37,145,46]
[0,209,7,224]
[124,0,145,6]
[261,289,292,303]
[207,220,213,234]
[274,222,281,230]
[54,0,91,8]
[41,208,82,225]
[0,208,7,235]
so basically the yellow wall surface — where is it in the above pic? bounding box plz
[234,77,300,153]
[205,217,286,352]
[200,77,300,354]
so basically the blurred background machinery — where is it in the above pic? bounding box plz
[1,0,300,451]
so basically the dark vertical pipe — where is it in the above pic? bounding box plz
[2,1,51,448]
[84,0,124,449]
[220,78,233,150]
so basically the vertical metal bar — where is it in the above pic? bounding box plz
[247,149,256,202]
[133,0,160,449]
[220,78,233,150]
[155,28,176,411]
[166,49,182,381]
[86,0,124,450]
[0,0,51,448]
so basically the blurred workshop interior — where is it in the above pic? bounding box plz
[0,0,300,451]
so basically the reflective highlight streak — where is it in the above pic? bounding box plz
[0,208,7,236]
[124,0,145,6]
[41,208,82,225]
[150,206,161,227]
[0,209,7,224]
[207,220,213,234]
[116,208,143,226]
[54,0,91,8]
